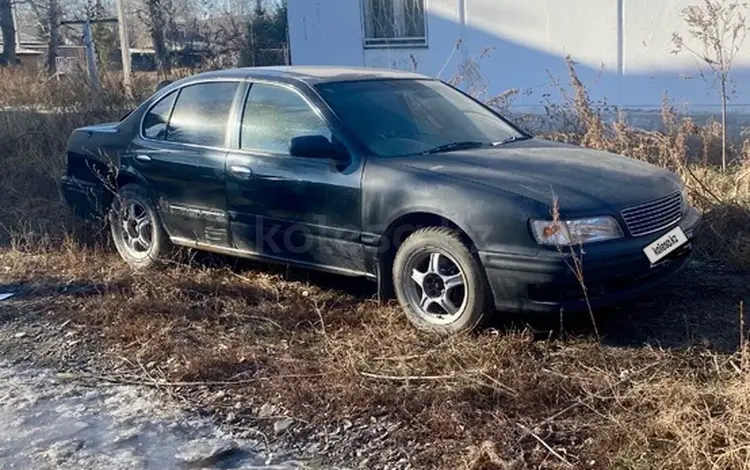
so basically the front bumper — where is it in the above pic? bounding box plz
[478,207,701,314]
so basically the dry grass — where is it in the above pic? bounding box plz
[2,65,750,468]
[0,67,159,109]
[1,247,749,469]
[0,69,134,248]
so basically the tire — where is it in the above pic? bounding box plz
[392,227,490,334]
[109,184,170,270]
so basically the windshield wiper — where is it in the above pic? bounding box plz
[492,135,532,146]
[421,141,489,155]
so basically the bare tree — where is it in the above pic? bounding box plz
[207,14,249,67]
[0,0,16,65]
[672,0,749,171]
[18,0,64,73]
[142,0,171,75]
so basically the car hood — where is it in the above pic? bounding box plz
[391,138,681,215]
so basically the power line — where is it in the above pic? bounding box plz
[60,18,117,25]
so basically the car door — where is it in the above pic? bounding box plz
[131,81,244,245]
[225,81,366,274]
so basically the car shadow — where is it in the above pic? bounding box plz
[0,279,131,302]
[170,248,750,354]
[503,260,750,354]
[3,247,747,355]
[0,278,132,328]
[172,248,379,300]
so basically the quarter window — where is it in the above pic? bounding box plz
[166,82,239,147]
[241,83,332,154]
[363,0,427,48]
[142,90,176,140]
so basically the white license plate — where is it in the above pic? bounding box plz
[643,226,688,264]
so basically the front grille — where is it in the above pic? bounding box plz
[621,192,683,237]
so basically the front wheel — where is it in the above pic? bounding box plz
[392,227,491,334]
[110,184,170,270]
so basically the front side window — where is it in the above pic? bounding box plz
[363,0,427,47]
[142,90,176,140]
[241,83,332,154]
[316,79,523,157]
[166,82,239,147]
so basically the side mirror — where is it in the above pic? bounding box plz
[290,135,344,160]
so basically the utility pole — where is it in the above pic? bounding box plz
[61,17,117,85]
[114,0,131,95]
[82,20,100,88]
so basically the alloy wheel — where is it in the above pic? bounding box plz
[117,199,153,256]
[404,251,468,325]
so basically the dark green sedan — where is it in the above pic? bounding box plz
[62,66,700,334]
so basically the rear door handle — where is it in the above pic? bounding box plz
[229,165,253,179]
[134,154,151,163]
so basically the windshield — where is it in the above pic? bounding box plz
[315,79,524,157]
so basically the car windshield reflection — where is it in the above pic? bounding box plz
[316,79,525,157]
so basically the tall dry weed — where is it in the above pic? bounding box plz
[0,68,150,248]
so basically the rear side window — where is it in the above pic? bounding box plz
[142,90,176,140]
[166,82,239,147]
[241,83,331,154]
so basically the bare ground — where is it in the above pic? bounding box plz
[0,360,309,470]
[2,246,750,469]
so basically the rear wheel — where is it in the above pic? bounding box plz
[110,184,169,270]
[392,227,490,334]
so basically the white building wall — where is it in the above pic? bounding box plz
[287,0,750,110]
[287,0,364,66]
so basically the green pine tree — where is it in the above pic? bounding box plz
[90,0,118,69]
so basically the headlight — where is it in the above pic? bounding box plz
[530,216,624,246]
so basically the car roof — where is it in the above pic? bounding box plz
[180,66,432,86]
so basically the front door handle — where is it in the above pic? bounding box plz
[229,165,253,179]
[134,154,151,163]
